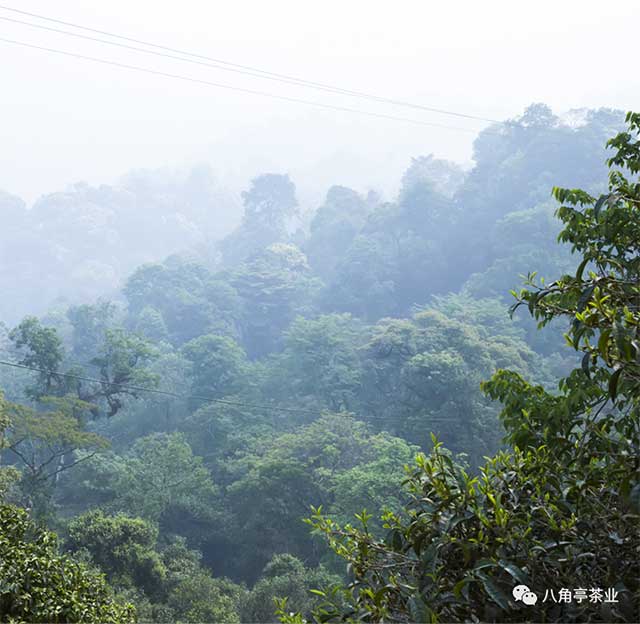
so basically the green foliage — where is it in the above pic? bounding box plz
[359,307,541,461]
[4,395,108,516]
[157,536,244,623]
[6,397,105,455]
[315,108,621,322]
[67,515,243,623]
[221,173,299,266]
[305,186,375,282]
[324,232,398,319]
[133,306,170,343]
[229,244,322,357]
[287,114,640,623]
[457,105,623,304]
[266,314,364,412]
[242,174,298,230]
[123,259,242,346]
[226,456,323,577]
[305,435,637,622]
[0,392,19,499]
[242,554,340,623]
[67,300,119,360]
[114,432,217,523]
[80,328,159,418]
[182,333,248,400]
[67,509,165,597]
[0,503,135,622]
[510,111,640,403]
[0,166,234,325]
[222,414,417,579]
[399,154,466,200]
[321,174,458,318]
[166,572,242,623]
[67,433,217,524]
[86,349,193,443]
[7,315,158,419]
[9,317,66,398]
[329,436,415,529]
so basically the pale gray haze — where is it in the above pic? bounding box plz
[1,0,638,205]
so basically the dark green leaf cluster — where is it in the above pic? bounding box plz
[65,509,245,623]
[0,503,135,623]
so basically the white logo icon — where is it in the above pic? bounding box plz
[513,584,538,606]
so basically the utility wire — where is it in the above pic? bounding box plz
[0,4,499,123]
[0,36,485,133]
[0,15,343,92]
[0,359,454,423]
[0,359,319,415]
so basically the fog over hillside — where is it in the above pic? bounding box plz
[0,105,623,323]
[1,2,639,623]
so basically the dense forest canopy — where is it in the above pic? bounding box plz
[0,105,638,623]
[0,105,620,325]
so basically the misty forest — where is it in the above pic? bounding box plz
[1,100,639,623]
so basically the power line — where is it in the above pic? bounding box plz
[0,15,340,92]
[0,4,499,124]
[0,359,319,415]
[0,35,485,133]
[0,359,454,423]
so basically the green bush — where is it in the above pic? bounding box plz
[0,503,135,623]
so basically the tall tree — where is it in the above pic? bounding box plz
[3,396,108,516]
[221,174,298,266]
[9,317,66,399]
[78,328,158,417]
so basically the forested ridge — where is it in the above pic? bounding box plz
[0,105,638,623]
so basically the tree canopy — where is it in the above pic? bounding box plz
[1,105,636,623]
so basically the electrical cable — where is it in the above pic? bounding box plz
[0,359,318,415]
[0,4,500,123]
[0,35,488,133]
[0,358,455,422]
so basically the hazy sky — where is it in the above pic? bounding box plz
[1,0,638,207]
